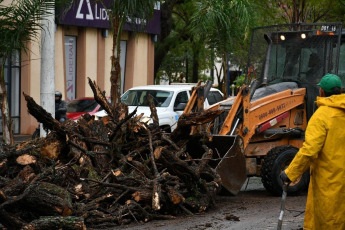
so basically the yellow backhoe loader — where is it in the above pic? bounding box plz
[185,22,345,195]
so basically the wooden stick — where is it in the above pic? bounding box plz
[146,128,159,178]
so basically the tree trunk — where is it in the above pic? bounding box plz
[220,60,227,97]
[0,63,14,145]
[110,15,121,106]
[154,0,186,81]
[21,182,73,216]
[192,49,199,83]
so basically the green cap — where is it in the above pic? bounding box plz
[317,74,342,93]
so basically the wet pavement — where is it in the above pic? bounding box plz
[120,177,306,230]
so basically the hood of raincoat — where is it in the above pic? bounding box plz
[316,94,345,110]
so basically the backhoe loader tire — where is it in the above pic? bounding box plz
[261,145,309,196]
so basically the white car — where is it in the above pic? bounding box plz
[95,85,224,132]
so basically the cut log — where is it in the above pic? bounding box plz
[170,110,223,142]
[21,182,73,216]
[128,160,153,179]
[0,145,36,162]
[0,207,25,229]
[154,146,164,159]
[23,93,66,140]
[0,190,6,202]
[88,78,115,119]
[41,140,61,160]
[152,181,161,210]
[0,159,7,175]
[16,154,37,165]
[147,94,159,128]
[159,148,199,184]
[23,216,86,230]
[1,178,26,196]
[16,165,36,183]
[166,186,185,205]
[196,145,213,177]
[132,190,152,203]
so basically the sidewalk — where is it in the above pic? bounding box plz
[14,135,31,143]
[0,135,31,144]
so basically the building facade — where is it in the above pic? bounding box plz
[2,0,160,135]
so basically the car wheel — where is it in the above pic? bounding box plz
[160,125,171,133]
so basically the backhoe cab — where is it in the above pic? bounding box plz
[191,23,345,195]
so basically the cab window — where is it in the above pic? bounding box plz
[207,91,223,105]
[174,91,189,107]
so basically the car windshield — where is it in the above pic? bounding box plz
[67,99,98,112]
[121,90,174,107]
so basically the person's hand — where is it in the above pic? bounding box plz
[280,171,291,184]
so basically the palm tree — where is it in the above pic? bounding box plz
[102,0,157,106]
[0,0,55,144]
[190,0,254,95]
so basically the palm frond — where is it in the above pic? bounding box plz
[191,0,252,49]
[106,0,157,32]
[0,0,56,58]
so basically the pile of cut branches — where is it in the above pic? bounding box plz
[0,79,223,229]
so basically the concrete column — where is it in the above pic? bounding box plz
[40,9,55,137]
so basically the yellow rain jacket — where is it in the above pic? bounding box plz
[285,94,345,230]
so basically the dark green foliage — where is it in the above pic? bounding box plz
[0,0,55,59]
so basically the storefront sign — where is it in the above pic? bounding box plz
[57,0,161,34]
[64,36,76,102]
[120,41,127,94]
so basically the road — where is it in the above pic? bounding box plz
[120,177,307,230]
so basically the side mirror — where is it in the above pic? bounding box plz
[174,103,187,111]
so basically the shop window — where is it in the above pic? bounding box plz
[0,50,21,134]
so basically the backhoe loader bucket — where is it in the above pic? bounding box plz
[187,135,247,195]
[212,135,246,195]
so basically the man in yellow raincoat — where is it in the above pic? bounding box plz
[280,73,345,230]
